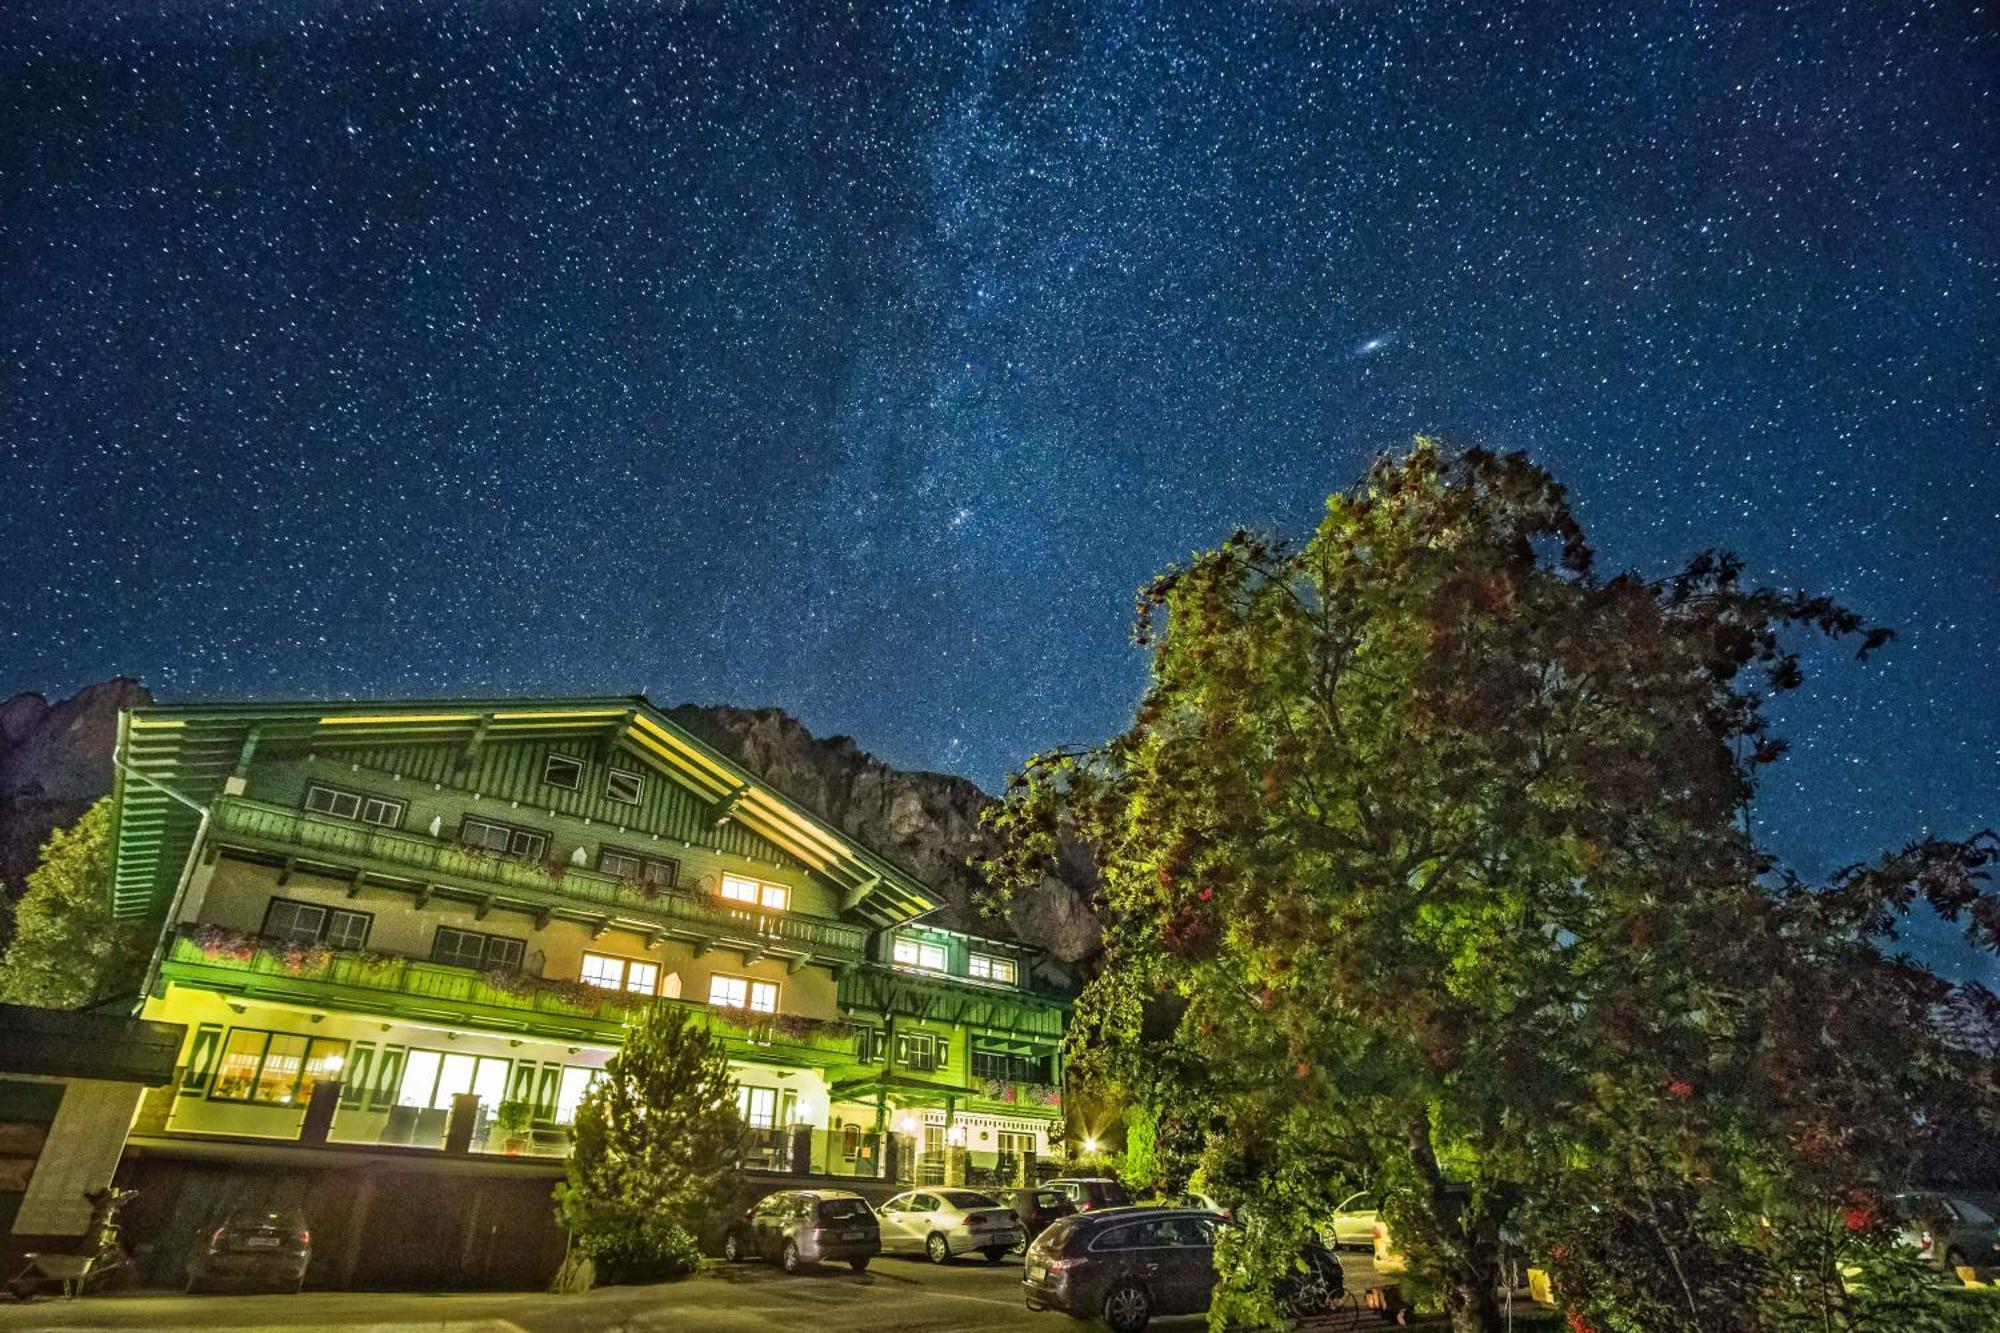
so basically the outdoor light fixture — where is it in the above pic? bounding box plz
[1082,1137,1099,1153]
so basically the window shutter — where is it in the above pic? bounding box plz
[341,1045,376,1107]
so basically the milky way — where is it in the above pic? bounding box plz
[0,2,1993,975]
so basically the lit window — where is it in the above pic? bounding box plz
[968,953,1016,984]
[605,767,644,805]
[707,974,778,1013]
[737,1086,777,1129]
[207,1028,348,1105]
[893,936,948,971]
[542,754,583,790]
[720,874,789,912]
[304,783,405,828]
[555,1066,600,1124]
[580,952,658,994]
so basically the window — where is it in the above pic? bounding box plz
[431,926,526,972]
[303,783,405,828]
[737,1086,778,1129]
[972,1048,1052,1083]
[605,767,644,805]
[597,848,678,888]
[458,816,549,861]
[893,936,948,972]
[708,974,779,1013]
[394,1050,512,1111]
[542,754,584,790]
[261,897,373,951]
[580,952,658,994]
[895,1030,948,1071]
[554,1066,600,1124]
[719,874,789,912]
[967,952,1016,984]
[207,1028,347,1105]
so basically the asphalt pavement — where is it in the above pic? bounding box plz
[0,1248,1395,1332]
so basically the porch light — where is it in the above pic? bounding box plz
[1082,1137,1099,1154]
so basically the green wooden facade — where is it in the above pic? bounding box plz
[113,697,1070,1172]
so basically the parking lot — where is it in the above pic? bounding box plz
[0,1248,1396,1332]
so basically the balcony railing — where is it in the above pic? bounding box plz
[164,926,864,1064]
[210,796,867,961]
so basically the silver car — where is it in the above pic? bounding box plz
[878,1188,1021,1263]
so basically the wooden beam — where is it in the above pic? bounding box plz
[414,882,436,909]
[277,857,296,886]
[536,906,554,931]
[711,783,752,827]
[346,870,366,899]
[475,894,495,920]
[591,917,613,940]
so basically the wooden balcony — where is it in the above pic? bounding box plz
[161,925,865,1067]
[209,796,868,965]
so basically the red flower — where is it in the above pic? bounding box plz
[1198,887,1215,902]
[1666,1079,1694,1099]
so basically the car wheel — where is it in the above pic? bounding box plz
[723,1231,745,1263]
[1103,1280,1151,1333]
[925,1232,951,1264]
[1011,1233,1028,1255]
[781,1240,803,1275]
[1945,1247,1967,1272]
[848,1257,870,1273]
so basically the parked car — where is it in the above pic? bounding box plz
[1022,1207,1222,1331]
[183,1209,311,1294]
[1325,1190,1379,1249]
[1891,1191,2000,1274]
[1147,1190,1231,1219]
[722,1189,881,1274]
[877,1188,1021,1263]
[1045,1176,1136,1214]
[1004,1186,1079,1253]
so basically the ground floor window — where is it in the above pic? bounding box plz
[396,1050,513,1111]
[554,1066,600,1124]
[737,1086,778,1129]
[208,1028,347,1105]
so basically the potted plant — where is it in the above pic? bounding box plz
[495,1099,534,1156]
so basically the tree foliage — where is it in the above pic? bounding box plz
[982,442,1999,1332]
[0,799,147,1009]
[553,1001,745,1285]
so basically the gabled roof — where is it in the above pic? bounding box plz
[112,695,943,928]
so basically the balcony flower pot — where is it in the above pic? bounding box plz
[494,1099,534,1156]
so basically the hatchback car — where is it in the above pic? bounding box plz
[1023,1208,1221,1331]
[1005,1186,1079,1253]
[1045,1176,1136,1214]
[877,1188,1021,1263]
[723,1189,881,1273]
[183,1209,312,1294]
[1325,1191,1379,1249]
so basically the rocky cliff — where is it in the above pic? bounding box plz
[665,704,1101,966]
[0,678,151,898]
[0,681,1101,967]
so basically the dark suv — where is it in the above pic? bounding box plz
[1023,1208,1219,1331]
[1006,1186,1080,1253]
[723,1189,881,1273]
[1045,1177,1135,1214]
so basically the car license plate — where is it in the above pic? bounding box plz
[244,1236,280,1249]
[842,1229,865,1240]
[1027,1262,1045,1281]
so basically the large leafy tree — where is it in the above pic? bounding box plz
[0,799,148,1009]
[984,443,1998,1332]
[554,1002,746,1285]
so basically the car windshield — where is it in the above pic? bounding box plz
[816,1198,872,1222]
[940,1190,1002,1209]
[1951,1198,1995,1226]
[1094,1182,1135,1205]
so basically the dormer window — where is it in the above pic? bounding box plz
[604,767,644,805]
[542,754,584,791]
[893,937,947,972]
[968,952,1017,985]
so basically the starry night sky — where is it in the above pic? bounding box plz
[1,2,1993,976]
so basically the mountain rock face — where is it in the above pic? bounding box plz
[0,678,151,897]
[665,704,1101,967]
[0,681,1102,967]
